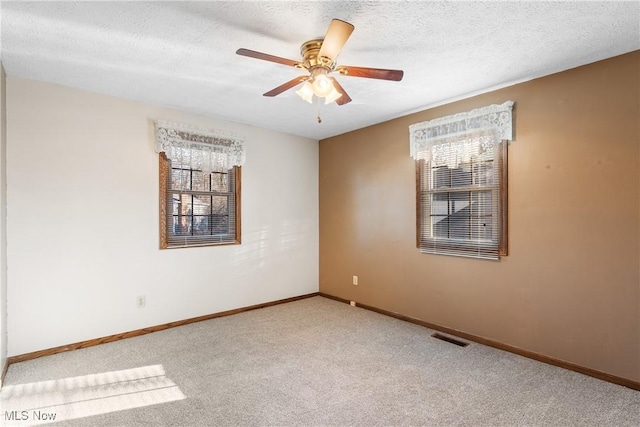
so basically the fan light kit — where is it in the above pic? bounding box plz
[236,19,404,118]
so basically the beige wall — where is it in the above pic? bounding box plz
[319,51,640,382]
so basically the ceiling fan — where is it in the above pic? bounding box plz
[236,19,404,107]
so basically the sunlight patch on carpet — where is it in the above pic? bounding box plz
[0,364,186,426]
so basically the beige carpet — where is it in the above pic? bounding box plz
[2,296,638,426]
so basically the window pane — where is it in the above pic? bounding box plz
[172,194,191,215]
[192,215,210,235]
[471,217,492,240]
[191,171,209,192]
[212,215,229,235]
[432,167,450,189]
[431,193,449,215]
[449,191,470,239]
[171,169,190,190]
[473,161,494,185]
[211,196,228,215]
[451,165,472,187]
[471,191,492,215]
[172,216,191,236]
[450,192,470,215]
[172,194,181,215]
[432,215,448,237]
[449,217,471,239]
[193,195,212,215]
[211,172,229,192]
[182,195,195,216]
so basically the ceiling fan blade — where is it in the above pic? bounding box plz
[263,76,308,97]
[236,48,301,68]
[318,19,355,62]
[336,66,404,81]
[329,77,352,106]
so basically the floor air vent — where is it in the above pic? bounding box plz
[431,333,470,347]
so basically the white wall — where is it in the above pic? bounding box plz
[6,77,319,356]
[0,64,8,380]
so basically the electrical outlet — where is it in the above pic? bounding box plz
[352,275,358,286]
[136,295,146,308]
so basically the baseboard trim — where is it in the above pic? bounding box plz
[6,292,319,367]
[319,292,640,391]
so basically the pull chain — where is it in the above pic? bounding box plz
[316,96,322,123]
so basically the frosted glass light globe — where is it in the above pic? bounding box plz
[312,74,333,97]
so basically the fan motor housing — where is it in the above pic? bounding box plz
[300,39,334,70]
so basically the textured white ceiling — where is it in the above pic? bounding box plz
[1,1,639,140]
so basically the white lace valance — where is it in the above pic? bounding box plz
[417,127,499,169]
[154,120,245,174]
[409,101,514,160]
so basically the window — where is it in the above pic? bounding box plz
[409,102,513,260]
[155,120,245,249]
[416,131,507,259]
[160,153,241,248]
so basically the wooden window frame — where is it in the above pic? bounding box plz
[159,153,241,249]
[416,140,508,257]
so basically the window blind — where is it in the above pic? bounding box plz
[163,158,240,248]
[416,129,506,259]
